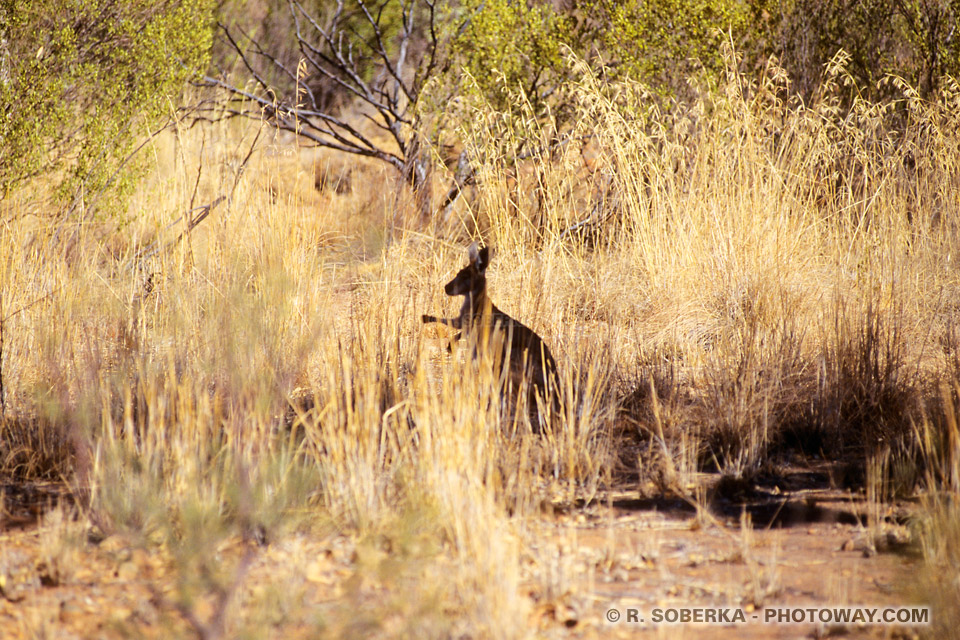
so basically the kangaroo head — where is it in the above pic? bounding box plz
[444,243,490,298]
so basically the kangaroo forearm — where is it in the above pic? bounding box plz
[421,314,463,329]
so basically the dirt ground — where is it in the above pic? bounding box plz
[0,470,927,639]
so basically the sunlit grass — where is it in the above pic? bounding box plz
[1,53,959,636]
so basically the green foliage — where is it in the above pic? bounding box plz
[900,0,960,94]
[451,0,960,121]
[585,0,750,91]
[455,0,572,112]
[451,0,752,118]
[0,0,215,203]
[751,0,960,99]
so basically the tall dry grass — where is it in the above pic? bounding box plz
[1,50,959,635]
[449,53,959,478]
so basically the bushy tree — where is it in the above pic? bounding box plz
[454,0,572,110]
[454,0,960,109]
[749,0,960,100]
[0,0,214,205]
[452,0,751,107]
[585,0,750,91]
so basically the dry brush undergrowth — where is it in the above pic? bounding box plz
[2,53,960,635]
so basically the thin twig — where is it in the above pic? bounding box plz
[130,125,262,269]
[1,286,66,324]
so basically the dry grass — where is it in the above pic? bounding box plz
[1,53,958,636]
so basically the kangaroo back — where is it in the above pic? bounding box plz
[422,243,559,432]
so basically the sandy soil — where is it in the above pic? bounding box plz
[0,471,926,639]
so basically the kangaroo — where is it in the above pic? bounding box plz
[422,243,559,432]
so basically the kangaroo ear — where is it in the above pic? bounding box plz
[477,245,490,271]
[467,242,479,264]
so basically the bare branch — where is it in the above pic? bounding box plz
[355,0,416,106]
[202,0,455,218]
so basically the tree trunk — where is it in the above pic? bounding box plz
[402,134,432,220]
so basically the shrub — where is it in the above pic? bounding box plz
[454,0,573,113]
[756,0,960,100]
[0,0,214,207]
